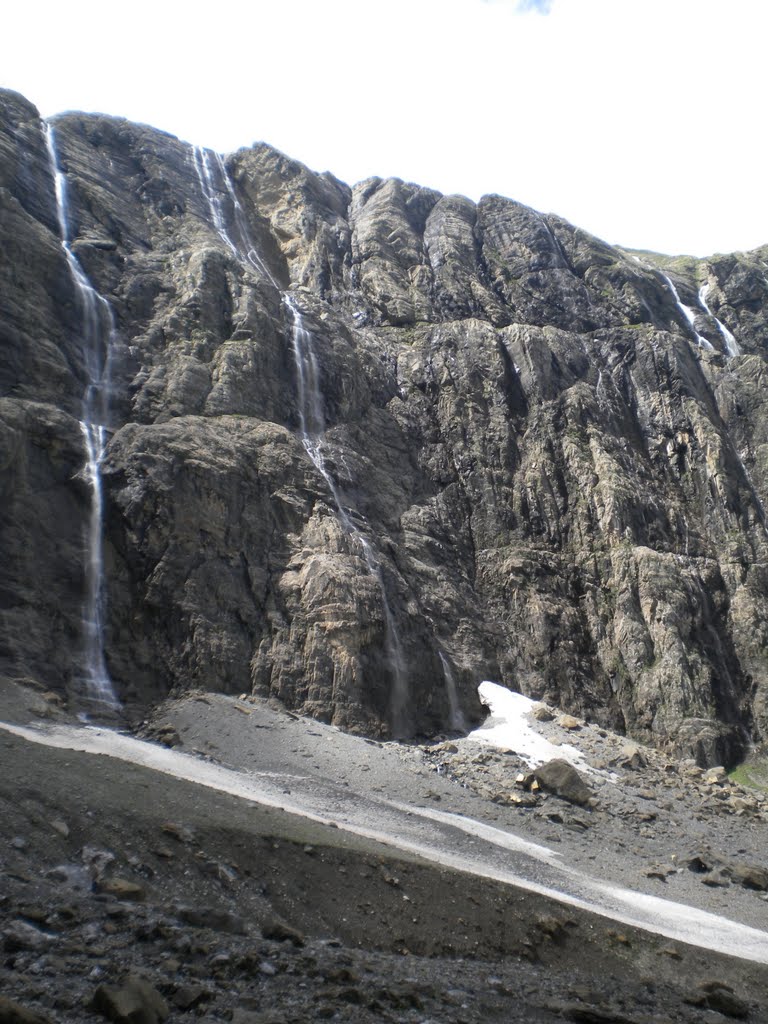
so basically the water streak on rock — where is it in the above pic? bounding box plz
[699,283,741,358]
[44,123,119,710]
[439,652,467,732]
[191,145,280,287]
[192,145,411,735]
[285,296,411,736]
[660,273,715,352]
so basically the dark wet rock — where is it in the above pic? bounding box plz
[260,917,305,947]
[644,864,678,882]
[159,822,195,844]
[230,1011,283,1024]
[176,906,248,934]
[170,985,210,1011]
[556,1004,642,1024]
[730,863,768,892]
[152,726,181,748]
[91,976,169,1024]
[0,997,53,1024]
[532,705,555,723]
[619,746,648,771]
[686,853,716,874]
[95,878,146,901]
[701,870,731,888]
[685,981,750,1019]
[82,847,116,881]
[533,759,593,807]
[2,919,56,952]
[686,852,768,892]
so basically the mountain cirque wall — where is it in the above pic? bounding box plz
[3,87,768,763]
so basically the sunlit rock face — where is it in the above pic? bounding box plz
[3,86,768,763]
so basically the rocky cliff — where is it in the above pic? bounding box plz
[3,87,768,763]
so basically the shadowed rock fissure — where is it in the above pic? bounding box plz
[4,88,768,761]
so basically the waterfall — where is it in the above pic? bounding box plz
[192,145,239,259]
[192,146,412,735]
[284,297,411,737]
[660,273,715,352]
[44,123,119,710]
[191,145,279,287]
[595,368,610,411]
[699,284,741,358]
[439,652,467,732]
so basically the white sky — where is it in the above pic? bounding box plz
[3,0,766,256]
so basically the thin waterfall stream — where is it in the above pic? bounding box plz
[284,295,411,735]
[699,283,741,358]
[439,651,467,732]
[45,123,119,710]
[659,273,715,352]
[192,147,412,734]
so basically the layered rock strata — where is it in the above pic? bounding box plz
[3,87,768,761]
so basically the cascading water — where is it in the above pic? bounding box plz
[45,123,119,710]
[284,296,411,736]
[699,283,741,358]
[660,273,715,352]
[192,145,238,258]
[192,146,412,735]
[438,651,467,732]
[191,145,279,287]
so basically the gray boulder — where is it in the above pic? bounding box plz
[533,759,594,807]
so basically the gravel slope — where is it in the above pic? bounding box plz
[2,678,768,1022]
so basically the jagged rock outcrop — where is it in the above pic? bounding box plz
[3,86,768,761]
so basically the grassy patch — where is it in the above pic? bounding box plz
[729,757,768,790]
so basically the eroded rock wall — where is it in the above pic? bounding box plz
[3,87,768,761]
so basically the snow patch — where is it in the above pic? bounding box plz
[469,681,588,770]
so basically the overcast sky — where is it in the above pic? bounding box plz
[3,0,765,256]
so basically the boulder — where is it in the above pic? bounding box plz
[91,976,168,1024]
[2,920,56,952]
[730,862,768,891]
[0,997,52,1024]
[685,981,750,1019]
[533,760,593,807]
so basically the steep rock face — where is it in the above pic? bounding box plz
[2,87,768,761]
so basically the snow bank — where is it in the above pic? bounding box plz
[468,681,588,770]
